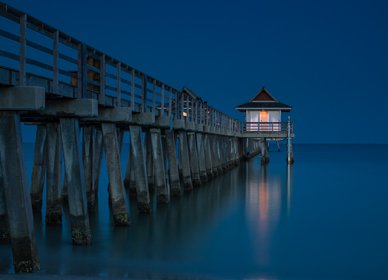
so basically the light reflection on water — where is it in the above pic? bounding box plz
[1,144,388,279]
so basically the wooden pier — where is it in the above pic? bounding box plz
[0,3,265,272]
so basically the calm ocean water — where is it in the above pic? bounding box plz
[1,144,388,279]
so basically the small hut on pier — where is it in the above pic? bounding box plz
[235,87,292,131]
[235,87,294,164]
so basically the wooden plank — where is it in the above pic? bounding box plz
[0,50,19,61]
[27,40,53,55]
[0,28,19,42]
[58,53,77,64]
[26,57,53,71]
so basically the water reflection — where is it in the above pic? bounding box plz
[1,144,298,279]
[245,161,293,267]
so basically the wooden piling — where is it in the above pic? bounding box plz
[187,132,201,187]
[124,142,137,197]
[45,123,63,225]
[287,118,294,165]
[60,118,91,245]
[30,125,47,212]
[178,131,193,191]
[261,138,270,165]
[196,133,208,183]
[145,130,154,190]
[102,123,129,225]
[165,130,181,197]
[0,112,40,272]
[129,126,151,213]
[204,134,214,179]
[0,161,10,242]
[150,128,169,203]
[92,127,103,206]
[83,126,95,210]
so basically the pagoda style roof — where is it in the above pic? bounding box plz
[235,87,292,112]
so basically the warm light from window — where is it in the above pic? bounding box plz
[182,112,188,117]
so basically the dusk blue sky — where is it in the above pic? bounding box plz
[3,0,388,143]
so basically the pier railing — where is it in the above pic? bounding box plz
[242,122,290,132]
[241,122,293,138]
[0,2,241,133]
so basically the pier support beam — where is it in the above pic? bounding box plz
[0,112,39,272]
[83,126,95,211]
[124,144,137,197]
[165,130,181,197]
[92,128,103,205]
[196,133,208,183]
[102,123,129,225]
[204,134,213,179]
[150,129,169,203]
[261,138,269,165]
[0,161,9,242]
[129,126,151,213]
[178,131,193,191]
[214,136,223,175]
[145,130,154,190]
[187,132,201,187]
[60,118,91,245]
[30,125,47,212]
[287,118,294,165]
[45,123,63,225]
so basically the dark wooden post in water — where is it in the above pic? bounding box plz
[129,126,151,213]
[0,160,10,242]
[261,138,270,165]
[102,123,129,225]
[150,128,169,203]
[45,123,63,225]
[124,142,137,196]
[165,130,181,197]
[287,117,294,164]
[60,118,91,245]
[0,112,40,272]
[93,127,103,206]
[187,132,201,187]
[30,125,47,212]
[178,131,193,191]
[83,126,95,210]
[145,130,154,190]
[203,134,214,179]
[196,133,208,183]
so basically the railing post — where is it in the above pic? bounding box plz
[99,54,106,105]
[19,14,27,86]
[161,84,165,116]
[77,44,87,98]
[152,80,156,116]
[131,69,135,110]
[142,74,147,112]
[180,92,184,120]
[287,116,294,164]
[168,87,172,119]
[116,62,121,107]
[53,30,59,93]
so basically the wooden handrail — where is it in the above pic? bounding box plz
[0,3,244,132]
